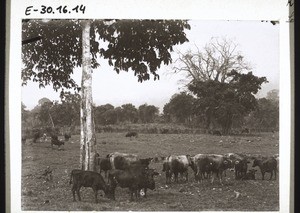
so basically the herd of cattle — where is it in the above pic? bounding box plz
[69,151,279,203]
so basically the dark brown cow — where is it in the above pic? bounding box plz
[51,135,64,148]
[252,157,277,180]
[125,131,138,138]
[69,169,114,203]
[225,153,249,179]
[108,165,159,201]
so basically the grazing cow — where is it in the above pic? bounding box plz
[107,152,151,170]
[240,169,257,180]
[108,166,159,201]
[125,131,138,138]
[252,157,277,180]
[69,169,114,203]
[51,135,64,148]
[225,153,249,179]
[64,133,71,141]
[162,155,191,183]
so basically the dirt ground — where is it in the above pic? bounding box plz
[21,132,279,211]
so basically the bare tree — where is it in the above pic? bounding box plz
[173,37,251,85]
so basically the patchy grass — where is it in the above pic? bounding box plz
[22,132,279,211]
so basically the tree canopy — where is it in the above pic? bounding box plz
[22,19,190,95]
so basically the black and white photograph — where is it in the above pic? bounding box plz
[7,0,293,212]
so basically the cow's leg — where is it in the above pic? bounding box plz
[274,169,277,180]
[174,172,178,183]
[269,171,273,180]
[261,171,265,180]
[185,171,188,182]
[76,188,81,201]
[211,173,215,184]
[144,188,147,198]
[93,188,98,203]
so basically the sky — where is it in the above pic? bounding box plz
[21,20,279,112]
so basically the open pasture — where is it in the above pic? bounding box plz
[22,132,279,211]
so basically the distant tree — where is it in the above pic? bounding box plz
[172,38,267,134]
[121,104,138,123]
[163,92,196,124]
[245,90,279,131]
[138,104,159,123]
[189,70,267,134]
[94,104,115,125]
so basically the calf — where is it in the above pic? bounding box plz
[252,157,277,180]
[125,131,138,138]
[162,155,191,183]
[51,135,64,148]
[108,166,158,201]
[69,169,114,203]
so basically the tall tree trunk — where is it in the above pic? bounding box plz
[80,20,97,171]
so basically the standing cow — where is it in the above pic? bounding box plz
[225,153,249,180]
[252,157,277,180]
[162,155,191,183]
[108,164,159,201]
[194,154,232,185]
[69,169,114,203]
[107,152,152,170]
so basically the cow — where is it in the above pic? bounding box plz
[51,135,64,148]
[107,152,152,170]
[194,154,232,185]
[252,157,277,180]
[240,169,257,180]
[125,131,138,138]
[190,154,212,181]
[108,165,159,201]
[162,155,191,184]
[241,128,250,134]
[64,133,71,141]
[225,153,249,179]
[69,169,114,203]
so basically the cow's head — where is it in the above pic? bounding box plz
[223,158,233,169]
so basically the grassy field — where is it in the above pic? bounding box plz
[22,132,279,211]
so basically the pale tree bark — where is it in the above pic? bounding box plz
[80,19,97,171]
